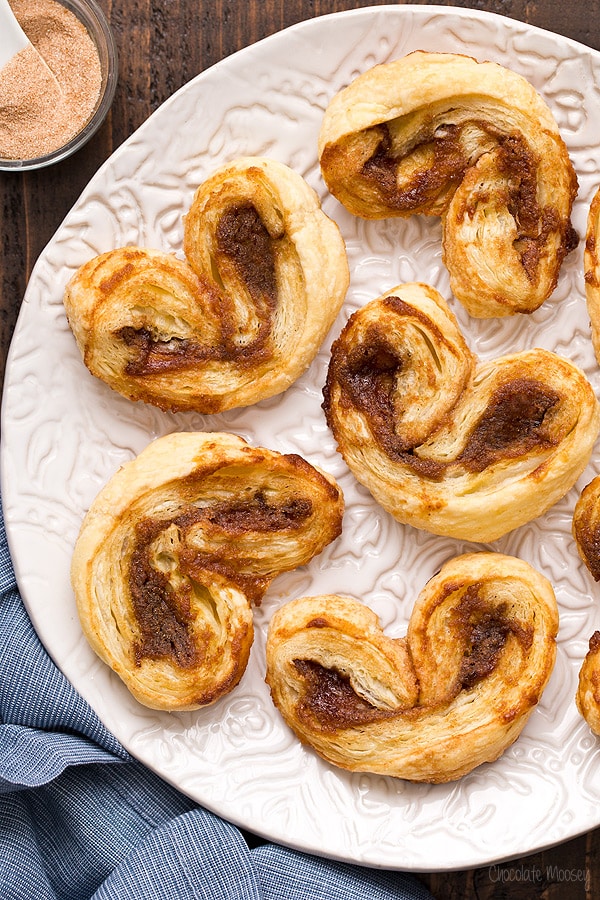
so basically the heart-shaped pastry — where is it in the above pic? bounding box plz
[71,431,344,711]
[64,157,349,412]
[572,475,600,581]
[584,184,600,363]
[318,51,578,317]
[265,552,558,783]
[577,631,600,735]
[322,282,600,542]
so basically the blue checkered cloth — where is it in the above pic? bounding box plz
[0,494,433,900]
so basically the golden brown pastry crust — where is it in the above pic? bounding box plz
[63,157,349,413]
[584,185,600,363]
[71,431,344,711]
[318,50,578,317]
[322,282,600,542]
[265,552,558,783]
[572,475,600,581]
[577,631,600,735]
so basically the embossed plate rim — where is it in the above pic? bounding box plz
[3,3,600,872]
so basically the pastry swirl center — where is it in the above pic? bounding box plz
[324,303,560,479]
[117,203,280,376]
[129,492,314,666]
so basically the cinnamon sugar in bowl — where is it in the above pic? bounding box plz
[0,0,117,170]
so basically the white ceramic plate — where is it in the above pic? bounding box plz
[4,3,600,872]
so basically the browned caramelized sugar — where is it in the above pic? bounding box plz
[496,136,577,275]
[586,229,598,286]
[355,119,576,273]
[293,659,397,731]
[496,133,545,279]
[116,203,279,377]
[459,616,510,690]
[590,631,600,653]
[452,585,532,691]
[130,518,200,669]
[322,296,447,479]
[216,203,278,303]
[119,327,218,375]
[457,378,559,473]
[129,491,314,665]
[292,588,533,731]
[206,492,312,533]
[100,260,137,295]
[453,588,511,691]
[574,512,600,582]
[360,121,468,211]
[323,300,561,478]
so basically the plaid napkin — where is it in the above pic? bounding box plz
[0,493,434,900]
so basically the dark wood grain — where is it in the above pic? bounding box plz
[1,2,600,896]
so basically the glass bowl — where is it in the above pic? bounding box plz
[0,0,118,171]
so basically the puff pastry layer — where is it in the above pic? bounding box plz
[71,431,344,711]
[318,50,578,317]
[584,184,600,363]
[577,631,600,736]
[64,157,349,413]
[266,552,558,783]
[322,282,600,542]
[572,476,600,581]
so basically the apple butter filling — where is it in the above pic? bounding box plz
[117,202,279,376]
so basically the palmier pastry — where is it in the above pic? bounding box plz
[318,51,578,317]
[63,157,349,413]
[322,282,600,542]
[584,185,600,363]
[572,476,600,581]
[71,431,344,711]
[577,632,600,735]
[266,552,558,783]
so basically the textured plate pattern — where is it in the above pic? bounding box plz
[3,4,600,871]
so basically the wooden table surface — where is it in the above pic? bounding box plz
[2,1,600,897]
